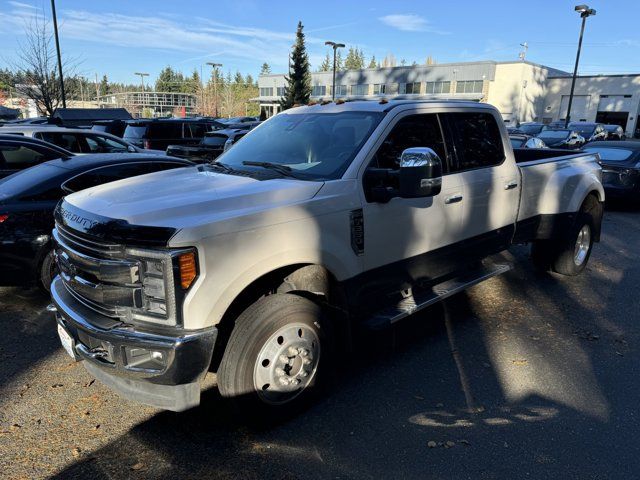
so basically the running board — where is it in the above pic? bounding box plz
[364,262,513,330]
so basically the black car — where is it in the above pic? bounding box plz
[509,134,548,149]
[92,119,128,138]
[536,129,585,149]
[0,134,72,178]
[568,122,608,142]
[123,118,224,150]
[0,154,193,290]
[603,124,626,140]
[582,141,640,202]
[166,125,258,162]
[517,122,546,136]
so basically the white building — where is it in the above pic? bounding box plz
[258,60,640,137]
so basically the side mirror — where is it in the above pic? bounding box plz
[127,145,136,153]
[398,147,442,198]
[223,138,234,152]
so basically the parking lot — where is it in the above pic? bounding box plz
[0,206,638,480]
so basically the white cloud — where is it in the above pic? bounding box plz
[378,13,449,34]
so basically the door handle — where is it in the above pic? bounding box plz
[504,181,518,190]
[445,194,463,204]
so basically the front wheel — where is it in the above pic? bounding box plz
[217,293,332,416]
[39,249,57,292]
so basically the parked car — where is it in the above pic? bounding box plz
[603,124,626,140]
[536,128,585,149]
[517,122,546,136]
[0,126,165,155]
[568,122,608,142]
[166,125,258,162]
[509,134,548,149]
[0,153,193,290]
[0,134,73,179]
[1,116,49,126]
[123,118,224,151]
[91,119,128,138]
[50,100,604,415]
[583,140,640,202]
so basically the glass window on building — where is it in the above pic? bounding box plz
[399,82,421,94]
[334,85,347,96]
[373,84,387,95]
[312,85,327,96]
[351,84,368,96]
[455,80,484,94]
[276,87,286,97]
[425,81,451,94]
[387,83,399,95]
[259,87,274,97]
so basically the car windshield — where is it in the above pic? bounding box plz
[123,125,147,138]
[538,130,570,139]
[570,125,596,136]
[218,111,384,180]
[583,147,634,162]
[510,137,526,148]
[519,124,544,135]
[604,125,619,132]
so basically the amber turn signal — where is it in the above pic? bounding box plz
[178,252,197,289]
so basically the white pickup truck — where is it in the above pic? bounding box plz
[50,100,604,413]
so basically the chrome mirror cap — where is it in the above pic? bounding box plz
[400,147,442,168]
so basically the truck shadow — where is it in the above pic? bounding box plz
[48,237,637,479]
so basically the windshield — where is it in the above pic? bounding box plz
[538,130,570,140]
[218,111,384,180]
[510,137,526,148]
[583,147,634,162]
[569,124,596,137]
[519,124,544,135]
[123,125,147,139]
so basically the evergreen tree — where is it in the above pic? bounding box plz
[319,53,332,72]
[234,71,244,85]
[99,74,110,96]
[155,66,184,92]
[245,73,255,86]
[260,62,271,75]
[336,50,344,71]
[344,47,358,70]
[368,55,377,69]
[280,21,311,109]
[358,48,366,69]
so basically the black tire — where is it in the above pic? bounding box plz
[531,196,599,276]
[217,293,333,418]
[39,249,57,292]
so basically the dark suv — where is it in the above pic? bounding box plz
[123,118,223,150]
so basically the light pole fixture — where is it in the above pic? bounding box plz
[207,62,223,117]
[325,41,345,100]
[50,0,66,108]
[565,4,596,128]
[134,72,149,92]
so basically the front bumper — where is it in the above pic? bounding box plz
[51,276,217,411]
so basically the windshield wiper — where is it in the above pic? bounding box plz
[242,161,298,178]
[200,162,236,174]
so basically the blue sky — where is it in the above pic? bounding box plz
[1,0,639,84]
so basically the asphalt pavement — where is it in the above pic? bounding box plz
[0,206,639,480]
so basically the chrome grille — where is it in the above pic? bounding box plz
[54,223,143,318]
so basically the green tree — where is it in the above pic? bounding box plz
[155,66,184,92]
[260,62,271,75]
[245,73,255,86]
[335,50,344,71]
[280,21,311,109]
[99,74,110,96]
[358,48,366,69]
[367,55,377,69]
[345,47,365,70]
[318,53,331,72]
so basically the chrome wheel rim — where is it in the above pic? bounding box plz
[254,323,320,405]
[574,224,591,266]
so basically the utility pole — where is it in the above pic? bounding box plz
[565,5,596,128]
[50,0,66,108]
[134,72,149,92]
[94,73,99,102]
[206,62,222,117]
[325,41,345,100]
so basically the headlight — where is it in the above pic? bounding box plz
[123,247,198,327]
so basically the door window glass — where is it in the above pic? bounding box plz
[0,145,45,168]
[446,112,505,171]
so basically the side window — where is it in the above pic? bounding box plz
[370,114,447,170]
[446,112,505,171]
[62,163,153,193]
[0,144,46,169]
[188,123,207,138]
[37,132,83,153]
[86,134,128,153]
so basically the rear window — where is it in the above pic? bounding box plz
[123,125,148,139]
[203,134,228,146]
[539,130,570,140]
[583,147,634,162]
[148,123,183,138]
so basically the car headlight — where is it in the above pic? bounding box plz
[123,247,198,327]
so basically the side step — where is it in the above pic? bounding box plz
[364,262,513,330]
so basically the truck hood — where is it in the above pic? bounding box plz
[64,166,324,230]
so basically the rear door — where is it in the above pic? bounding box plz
[35,132,83,153]
[442,111,520,256]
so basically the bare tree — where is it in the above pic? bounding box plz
[12,15,77,116]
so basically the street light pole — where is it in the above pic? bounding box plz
[325,41,345,101]
[50,0,66,108]
[206,62,223,117]
[134,72,149,92]
[565,4,596,128]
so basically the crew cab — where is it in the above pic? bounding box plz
[50,101,604,414]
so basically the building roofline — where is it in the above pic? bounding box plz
[548,73,640,79]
